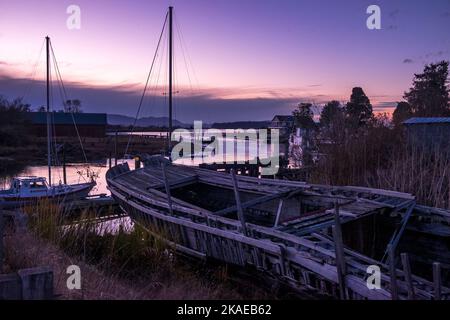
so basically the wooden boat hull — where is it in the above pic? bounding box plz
[106,161,449,300]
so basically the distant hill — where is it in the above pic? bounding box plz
[107,114,188,128]
[211,121,270,129]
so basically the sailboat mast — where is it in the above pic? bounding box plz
[168,6,173,154]
[46,36,52,186]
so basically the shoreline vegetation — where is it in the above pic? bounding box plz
[3,201,303,300]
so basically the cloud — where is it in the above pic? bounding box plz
[403,58,414,64]
[0,74,336,123]
[389,9,400,18]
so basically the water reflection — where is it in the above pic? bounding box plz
[1,158,137,195]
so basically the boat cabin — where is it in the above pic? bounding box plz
[8,176,51,197]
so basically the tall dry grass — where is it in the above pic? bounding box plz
[6,200,272,299]
[311,120,450,209]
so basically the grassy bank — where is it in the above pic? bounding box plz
[3,201,275,300]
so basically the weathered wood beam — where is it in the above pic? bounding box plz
[230,169,248,236]
[383,201,416,263]
[214,192,285,216]
[273,199,284,227]
[433,262,442,300]
[388,245,399,300]
[161,162,174,215]
[401,253,415,300]
[332,202,347,300]
[151,175,198,190]
[0,209,4,273]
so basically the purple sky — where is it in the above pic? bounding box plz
[1,0,449,122]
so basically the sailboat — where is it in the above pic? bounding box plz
[0,36,95,208]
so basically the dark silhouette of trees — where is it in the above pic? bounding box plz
[392,101,413,127]
[320,100,344,129]
[0,96,31,146]
[292,102,315,129]
[404,60,450,117]
[345,87,373,128]
[64,99,83,113]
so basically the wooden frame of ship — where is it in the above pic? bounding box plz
[106,157,450,300]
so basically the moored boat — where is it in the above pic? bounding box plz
[0,176,94,209]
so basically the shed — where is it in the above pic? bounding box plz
[403,117,450,148]
[27,112,107,138]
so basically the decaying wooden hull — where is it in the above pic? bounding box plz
[106,160,449,300]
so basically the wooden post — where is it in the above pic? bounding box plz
[114,131,118,166]
[388,245,398,300]
[401,253,415,300]
[135,157,141,169]
[273,199,284,227]
[62,144,67,185]
[230,169,248,236]
[0,209,4,274]
[161,162,173,215]
[332,202,347,300]
[433,262,442,300]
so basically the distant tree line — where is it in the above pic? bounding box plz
[291,60,449,134]
[289,60,450,209]
[0,96,32,147]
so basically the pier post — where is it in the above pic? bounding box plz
[62,145,67,185]
[388,245,398,300]
[114,131,118,166]
[0,209,4,273]
[401,253,415,300]
[135,157,141,169]
[332,202,347,300]
[161,162,173,215]
[433,262,442,300]
[230,169,248,236]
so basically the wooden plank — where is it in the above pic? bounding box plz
[332,202,347,300]
[230,169,248,236]
[161,162,174,215]
[388,245,398,300]
[433,262,442,300]
[0,209,4,273]
[383,202,416,262]
[401,253,415,300]
[214,192,283,216]
[273,199,284,227]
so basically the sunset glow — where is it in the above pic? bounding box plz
[1,0,449,121]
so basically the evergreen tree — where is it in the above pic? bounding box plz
[404,60,450,117]
[320,100,343,128]
[392,101,413,126]
[292,102,315,129]
[345,87,373,127]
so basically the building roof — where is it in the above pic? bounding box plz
[27,112,107,125]
[403,117,450,125]
[272,115,294,122]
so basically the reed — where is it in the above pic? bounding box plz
[310,118,450,209]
